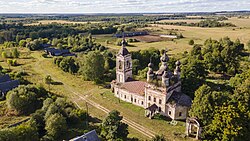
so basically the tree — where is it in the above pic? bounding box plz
[0,122,39,141]
[11,48,20,58]
[6,85,47,115]
[247,40,250,51]
[45,113,67,139]
[188,39,194,45]
[19,40,27,47]
[189,85,214,126]
[101,110,128,140]
[78,51,105,83]
[44,75,52,91]
[1,51,7,58]
[181,58,207,98]
[207,105,248,141]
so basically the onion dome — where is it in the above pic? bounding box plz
[175,60,181,66]
[160,52,169,62]
[118,35,129,56]
[148,62,153,68]
[175,60,181,72]
[162,70,168,78]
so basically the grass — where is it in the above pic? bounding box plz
[25,20,100,26]
[94,34,193,55]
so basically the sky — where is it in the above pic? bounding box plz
[0,0,249,13]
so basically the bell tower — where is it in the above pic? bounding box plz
[116,35,133,83]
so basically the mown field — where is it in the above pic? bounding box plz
[25,20,100,26]
[94,17,250,55]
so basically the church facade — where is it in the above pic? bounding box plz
[111,38,192,120]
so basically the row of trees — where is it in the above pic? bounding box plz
[156,19,236,27]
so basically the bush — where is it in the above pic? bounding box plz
[6,85,48,115]
[188,39,194,45]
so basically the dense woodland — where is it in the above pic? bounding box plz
[0,13,250,141]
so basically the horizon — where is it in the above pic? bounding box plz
[0,10,249,15]
[0,0,250,13]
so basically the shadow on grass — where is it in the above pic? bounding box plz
[88,116,102,124]
[51,81,64,85]
[152,113,172,121]
[127,44,137,47]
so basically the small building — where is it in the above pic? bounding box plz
[70,130,100,141]
[160,35,178,39]
[44,48,75,57]
[114,31,148,38]
[111,37,192,120]
[0,74,20,97]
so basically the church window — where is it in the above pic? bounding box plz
[154,97,156,102]
[126,60,130,69]
[119,60,122,69]
[141,101,144,105]
[159,99,162,104]
[148,96,151,101]
[179,112,182,117]
[169,111,171,115]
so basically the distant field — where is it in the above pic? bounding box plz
[159,19,202,23]
[225,17,250,28]
[94,17,250,55]
[148,23,250,44]
[25,20,99,26]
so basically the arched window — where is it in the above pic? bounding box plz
[126,60,130,68]
[119,60,122,69]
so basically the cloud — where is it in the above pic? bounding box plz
[0,0,249,13]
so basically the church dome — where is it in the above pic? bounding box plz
[160,53,169,62]
[148,62,153,68]
[175,60,181,66]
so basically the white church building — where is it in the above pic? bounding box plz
[111,37,192,120]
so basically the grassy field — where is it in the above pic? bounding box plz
[25,20,100,26]
[159,19,202,23]
[94,17,250,55]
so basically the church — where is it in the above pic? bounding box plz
[111,37,192,120]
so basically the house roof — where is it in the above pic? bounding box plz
[146,103,159,111]
[70,130,100,141]
[120,81,146,96]
[0,74,11,83]
[0,80,20,93]
[45,48,70,55]
[167,91,192,107]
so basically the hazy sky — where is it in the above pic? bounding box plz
[0,0,249,13]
